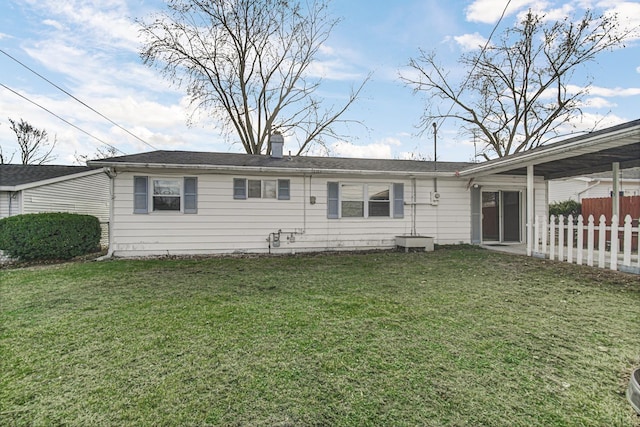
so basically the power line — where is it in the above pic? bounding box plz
[0,82,127,155]
[0,48,158,151]
[435,0,513,134]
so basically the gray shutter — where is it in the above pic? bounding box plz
[184,177,197,213]
[471,186,482,244]
[233,178,246,199]
[278,179,290,200]
[393,183,404,218]
[327,182,339,219]
[133,176,148,214]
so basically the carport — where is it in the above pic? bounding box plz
[458,119,640,256]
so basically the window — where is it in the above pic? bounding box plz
[278,179,290,200]
[134,176,148,213]
[153,179,181,211]
[327,182,403,219]
[248,180,261,198]
[368,184,390,217]
[233,178,290,200]
[263,180,277,199]
[184,177,197,213]
[393,183,404,218]
[233,178,246,199]
[341,184,364,217]
[133,176,197,214]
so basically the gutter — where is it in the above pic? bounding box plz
[88,161,458,179]
[577,180,601,199]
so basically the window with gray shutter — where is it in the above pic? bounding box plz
[327,182,339,218]
[278,179,290,200]
[233,178,247,199]
[393,183,404,218]
[134,176,148,214]
[184,177,197,213]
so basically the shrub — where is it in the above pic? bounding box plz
[549,200,581,218]
[0,212,101,261]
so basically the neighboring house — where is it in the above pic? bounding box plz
[548,167,640,203]
[0,164,111,245]
[89,119,639,258]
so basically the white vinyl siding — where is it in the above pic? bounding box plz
[17,172,110,246]
[108,171,547,256]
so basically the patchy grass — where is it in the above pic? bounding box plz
[1,247,639,426]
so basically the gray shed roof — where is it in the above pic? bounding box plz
[0,164,94,187]
[89,150,474,174]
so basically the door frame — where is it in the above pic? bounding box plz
[480,189,524,243]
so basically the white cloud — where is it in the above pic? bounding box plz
[307,59,363,81]
[42,19,64,31]
[329,138,401,159]
[452,32,489,51]
[581,97,616,108]
[602,1,640,41]
[576,84,640,97]
[465,0,540,24]
[23,0,141,51]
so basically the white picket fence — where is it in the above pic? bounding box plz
[533,214,640,274]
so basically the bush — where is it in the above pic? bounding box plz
[549,200,581,218]
[0,212,101,261]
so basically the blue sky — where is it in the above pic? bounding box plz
[0,0,639,165]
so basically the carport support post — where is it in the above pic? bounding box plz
[612,162,620,218]
[527,165,534,256]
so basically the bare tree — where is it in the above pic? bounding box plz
[401,10,633,159]
[74,144,121,165]
[8,118,57,165]
[139,0,367,155]
[0,145,14,164]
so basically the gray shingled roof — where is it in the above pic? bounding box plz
[89,150,474,173]
[0,164,93,187]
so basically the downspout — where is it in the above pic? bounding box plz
[100,167,117,260]
[412,178,417,236]
[432,122,438,194]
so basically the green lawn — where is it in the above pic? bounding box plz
[1,247,639,426]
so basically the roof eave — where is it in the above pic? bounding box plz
[89,160,457,178]
[1,167,106,191]
[457,122,640,178]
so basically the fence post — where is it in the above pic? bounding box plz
[534,216,540,254]
[567,214,574,264]
[542,216,548,257]
[549,215,556,261]
[587,215,595,267]
[598,215,606,268]
[576,214,584,265]
[558,215,565,262]
[610,215,618,271]
[623,215,632,267]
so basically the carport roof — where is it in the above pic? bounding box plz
[457,119,640,180]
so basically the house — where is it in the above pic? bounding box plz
[88,119,639,259]
[87,141,549,257]
[0,164,111,245]
[548,167,640,203]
